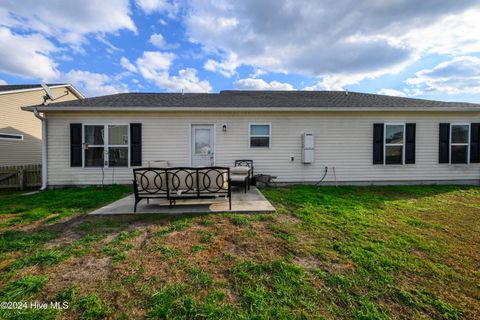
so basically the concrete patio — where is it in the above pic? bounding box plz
[90,186,275,215]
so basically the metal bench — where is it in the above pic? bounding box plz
[132,167,231,212]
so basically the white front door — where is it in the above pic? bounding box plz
[191,125,215,167]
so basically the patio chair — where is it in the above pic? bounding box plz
[234,160,254,181]
[230,167,250,193]
[231,160,254,193]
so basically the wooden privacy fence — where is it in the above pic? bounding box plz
[0,164,41,190]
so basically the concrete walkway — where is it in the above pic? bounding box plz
[90,186,275,215]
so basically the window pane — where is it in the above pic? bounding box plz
[385,125,404,144]
[451,145,468,164]
[0,133,23,140]
[85,147,104,167]
[85,125,104,145]
[451,125,469,144]
[250,137,270,148]
[108,125,128,145]
[195,129,211,154]
[250,125,269,136]
[385,146,403,164]
[109,147,128,167]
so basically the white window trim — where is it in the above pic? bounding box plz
[82,123,130,169]
[249,123,271,149]
[0,133,24,141]
[384,123,405,165]
[449,123,470,165]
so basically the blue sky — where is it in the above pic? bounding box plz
[1,1,480,102]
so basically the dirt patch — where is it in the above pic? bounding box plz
[42,255,112,298]
[276,213,302,225]
[45,230,84,248]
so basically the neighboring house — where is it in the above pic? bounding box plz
[0,84,83,166]
[22,91,480,188]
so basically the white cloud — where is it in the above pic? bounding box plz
[406,56,480,95]
[0,27,58,79]
[148,33,179,49]
[153,68,212,92]
[204,52,240,77]
[404,8,480,56]
[136,0,168,12]
[0,0,136,44]
[377,88,407,97]
[120,56,138,73]
[60,70,129,97]
[136,51,176,79]
[0,79,7,85]
[149,33,166,48]
[249,68,267,79]
[235,78,294,90]
[185,1,480,89]
[0,1,137,82]
[136,0,178,17]
[132,51,211,92]
[303,75,362,91]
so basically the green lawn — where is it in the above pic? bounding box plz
[0,185,479,319]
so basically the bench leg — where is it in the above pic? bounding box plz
[229,197,232,211]
[134,199,139,213]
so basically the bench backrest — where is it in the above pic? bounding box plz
[133,167,231,197]
[234,160,254,177]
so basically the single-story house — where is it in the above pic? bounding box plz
[0,84,83,166]
[22,90,480,188]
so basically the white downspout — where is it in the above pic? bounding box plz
[33,108,48,190]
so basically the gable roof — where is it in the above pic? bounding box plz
[22,90,480,112]
[0,83,84,99]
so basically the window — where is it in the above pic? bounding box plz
[194,128,211,154]
[384,124,404,165]
[108,125,129,167]
[249,124,271,148]
[0,133,23,141]
[83,124,129,167]
[450,124,469,164]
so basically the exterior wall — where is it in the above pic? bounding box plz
[46,111,480,186]
[0,87,79,166]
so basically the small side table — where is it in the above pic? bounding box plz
[253,174,277,187]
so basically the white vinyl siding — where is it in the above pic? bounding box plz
[46,111,480,186]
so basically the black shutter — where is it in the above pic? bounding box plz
[405,123,416,164]
[470,123,480,163]
[439,123,450,164]
[70,123,82,167]
[130,123,142,166]
[373,123,384,164]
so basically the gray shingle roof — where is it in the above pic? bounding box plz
[27,90,480,109]
[0,84,65,92]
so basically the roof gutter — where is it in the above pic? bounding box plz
[1,84,85,100]
[21,106,480,113]
[33,108,48,191]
